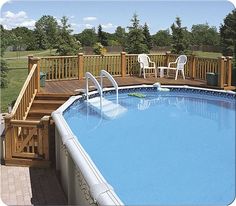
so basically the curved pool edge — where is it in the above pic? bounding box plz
[52,107,123,205]
[52,84,235,206]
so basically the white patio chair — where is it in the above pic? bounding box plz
[138,54,157,78]
[158,55,187,80]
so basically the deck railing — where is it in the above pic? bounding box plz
[12,62,39,120]
[4,59,50,166]
[40,56,78,80]
[37,52,233,89]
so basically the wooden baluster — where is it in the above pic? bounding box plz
[53,58,56,79]
[68,58,71,78]
[66,58,68,79]
[58,58,61,79]
[55,59,57,79]
[74,57,77,77]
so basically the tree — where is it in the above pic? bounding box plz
[152,29,171,47]
[220,9,236,58]
[114,26,126,48]
[171,17,189,54]
[11,27,37,50]
[97,24,108,46]
[55,16,81,55]
[34,15,58,50]
[143,23,152,50]
[0,25,8,88]
[93,42,106,55]
[76,28,97,46]
[191,24,220,46]
[126,13,148,54]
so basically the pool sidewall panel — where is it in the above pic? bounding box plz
[52,107,123,205]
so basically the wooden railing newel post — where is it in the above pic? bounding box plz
[226,56,232,87]
[40,116,50,161]
[218,56,225,89]
[28,55,34,74]
[31,57,41,91]
[4,115,13,161]
[78,53,84,80]
[121,52,126,77]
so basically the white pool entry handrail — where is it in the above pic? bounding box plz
[100,70,119,104]
[85,72,103,101]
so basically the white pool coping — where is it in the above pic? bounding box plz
[52,84,235,206]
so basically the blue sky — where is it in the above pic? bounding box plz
[0,0,235,34]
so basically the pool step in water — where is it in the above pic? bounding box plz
[87,97,127,119]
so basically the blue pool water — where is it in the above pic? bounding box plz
[63,88,235,205]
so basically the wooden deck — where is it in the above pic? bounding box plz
[40,75,211,95]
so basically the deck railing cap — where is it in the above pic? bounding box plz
[31,57,41,61]
[218,56,225,59]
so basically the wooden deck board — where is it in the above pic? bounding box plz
[40,75,210,95]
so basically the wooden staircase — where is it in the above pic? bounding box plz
[27,93,71,121]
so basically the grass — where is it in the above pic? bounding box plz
[3,49,57,59]
[192,51,222,58]
[5,59,27,69]
[1,68,28,112]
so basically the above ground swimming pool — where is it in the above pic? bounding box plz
[55,85,235,205]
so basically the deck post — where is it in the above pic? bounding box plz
[218,56,225,89]
[28,55,34,73]
[190,55,196,79]
[78,53,84,80]
[226,56,232,87]
[31,57,41,91]
[40,116,50,161]
[4,115,13,161]
[165,52,170,66]
[121,52,126,77]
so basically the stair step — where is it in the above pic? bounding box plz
[87,97,127,119]
[33,100,66,105]
[26,116,43,121]
[31,99,66,109]
[28,109,53,118]
[26,93,70,120]
[36,93,71,101]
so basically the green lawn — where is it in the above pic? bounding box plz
[3,49,57,59]
[192,51,222,58]
[1,49,57,112]
[1,68,28,112]
[5,58,27,69]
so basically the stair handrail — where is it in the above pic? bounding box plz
[10,64,38,120]
[100,70,119,104]
[85,72,103,108]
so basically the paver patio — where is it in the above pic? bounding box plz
[0,164,67,205]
